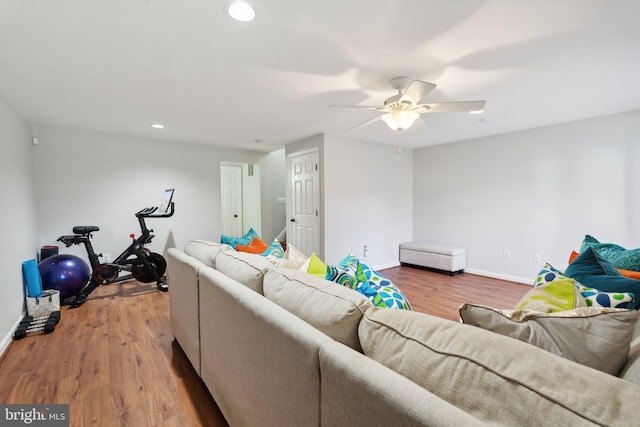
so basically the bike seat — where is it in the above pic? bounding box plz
[72,226,100,234]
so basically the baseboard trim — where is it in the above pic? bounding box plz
[464,268,532,285]
[0,313,24,358]
[374,261,400,271]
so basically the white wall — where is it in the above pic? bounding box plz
[323,134,413,268]
[261,149,287,242]
[413,109,640,283]
[31,126,272,265]
[0,97,37,354]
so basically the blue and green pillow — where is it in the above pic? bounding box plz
[324,254,412,310]
[262,239,285,258]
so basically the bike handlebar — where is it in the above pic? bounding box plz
[135,202,175,218]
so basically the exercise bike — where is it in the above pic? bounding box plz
[57,197,175,308]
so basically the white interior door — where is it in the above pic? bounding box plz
[221,165,242,236]
[288,149,319,256]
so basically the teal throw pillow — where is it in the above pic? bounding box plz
[220,228,259,249]
[580,235,640,271]
[565,247,640,309]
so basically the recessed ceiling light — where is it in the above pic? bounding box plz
[226,1,256,22]
[151,124,165,129]
[469,109,484,115]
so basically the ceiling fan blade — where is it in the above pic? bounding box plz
[329,105,382,110]
[347,114,383,131]
[402,80,436,105]
[419,100,486,113]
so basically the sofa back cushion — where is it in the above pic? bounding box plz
[184,240,229,268]
[318,341,485,427]
[215,249,273,294]
[359,307,640,426]
[264,268,372,351]
[459,303,639,375]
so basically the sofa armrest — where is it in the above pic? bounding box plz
[199,267,332,427]
[167,248,204,375]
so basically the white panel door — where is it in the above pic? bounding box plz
[288,149,319,256]
[221,165,242,236]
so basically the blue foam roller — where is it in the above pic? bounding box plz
[22,259,43,298]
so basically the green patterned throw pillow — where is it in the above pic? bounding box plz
[535,263,635,309]
[517,275,585,312]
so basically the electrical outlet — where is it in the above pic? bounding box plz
[534,253,541,263]
[363,244,368,258]
[503,249,511,259]
[102,253,111,263]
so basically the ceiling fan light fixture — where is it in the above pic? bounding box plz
[381,110,420,131]
[226,1,256,22]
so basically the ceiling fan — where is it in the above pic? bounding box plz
[331,77,486,132]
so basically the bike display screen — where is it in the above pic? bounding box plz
[159,188,174,214]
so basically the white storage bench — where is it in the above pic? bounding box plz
[399,242,466,275]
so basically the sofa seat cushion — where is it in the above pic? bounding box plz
[264,268,372,351]
[459,303,639,375]
[359,307,640,426]
[184,240,229,268]
[215,249,274,294]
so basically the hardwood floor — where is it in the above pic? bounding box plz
[380,266,531,321]
[0,267,530,426]
[0,281,228,427]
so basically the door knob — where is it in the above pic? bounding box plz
[290,218,296,222]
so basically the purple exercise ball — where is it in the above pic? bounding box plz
[38,254,90,301]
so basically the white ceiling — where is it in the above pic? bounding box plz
[1,0,639,152]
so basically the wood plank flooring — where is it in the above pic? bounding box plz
[0,281,227,427]
[0,267,530,426]
[380,266,531,321]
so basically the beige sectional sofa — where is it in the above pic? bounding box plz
[167,240,640,427]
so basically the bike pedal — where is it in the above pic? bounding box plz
[157,282,169,292]
[71,294,88,308]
